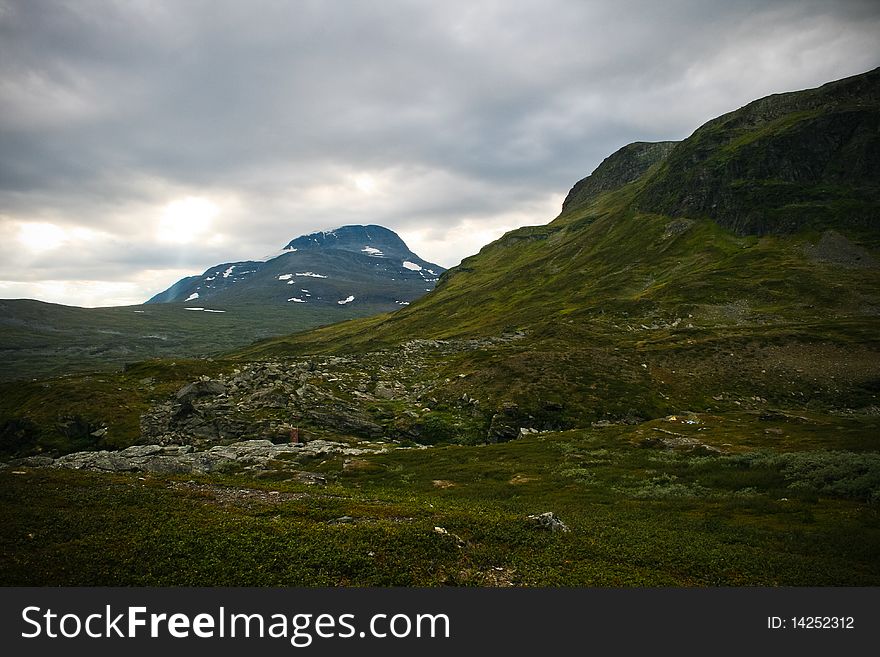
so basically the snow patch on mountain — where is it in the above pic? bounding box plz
[259,247,297,261]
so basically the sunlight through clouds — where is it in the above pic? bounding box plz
[156,197,220,244]
[17,223,68,252]
[353,174,377,194]
[16,223,103,253]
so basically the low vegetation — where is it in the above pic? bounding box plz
[2,414,878,586]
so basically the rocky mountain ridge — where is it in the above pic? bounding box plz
[561,140,678,212]
[636,67,880,236]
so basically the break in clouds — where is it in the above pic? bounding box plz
[1,0,879,306]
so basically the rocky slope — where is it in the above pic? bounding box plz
[561,140,677,212]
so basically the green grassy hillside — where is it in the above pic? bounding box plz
[225,69,878,435]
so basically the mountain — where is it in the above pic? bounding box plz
[0,225,445,381]
[146,224,445,309]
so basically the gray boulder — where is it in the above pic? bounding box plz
[8,455,56,468]
[527,512,570,533]
[54,451,134,472]
[175,380,227,404]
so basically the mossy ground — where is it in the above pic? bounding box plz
[2,412,878,586]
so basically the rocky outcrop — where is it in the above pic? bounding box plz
[803,230,878,269]
[138,335,530,449]
[561,141,678,213]
[26,439,390,476]
[487,404,531,443]
[637,68,880,235]
[175,379,227,403]
[140,363,357,445]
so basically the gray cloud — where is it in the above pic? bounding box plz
[1,0,879,305]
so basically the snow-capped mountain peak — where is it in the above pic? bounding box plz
[145,225,446,309]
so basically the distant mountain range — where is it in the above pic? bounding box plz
[146,224,445,309]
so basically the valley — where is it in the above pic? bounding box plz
[1,68,879,586]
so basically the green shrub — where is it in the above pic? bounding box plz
[723,451,880,503]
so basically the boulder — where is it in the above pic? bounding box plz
[374,384,395,400]
[527,512,570,533]
[187,452,235,474]
[119,444,164,458]
[8,455,55,468]
[487,404,528,443]
[175,380,227,404]
[135,456,193,475]
[54,451,134,472]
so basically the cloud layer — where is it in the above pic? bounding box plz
[2,0,879,305]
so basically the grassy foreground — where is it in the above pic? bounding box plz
[2,413,878,586]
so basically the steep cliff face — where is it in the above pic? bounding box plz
[637,68,880,237]
[561,141,678,213]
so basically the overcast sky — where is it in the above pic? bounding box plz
[1,0,879,307]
